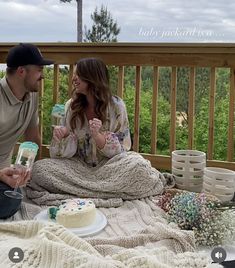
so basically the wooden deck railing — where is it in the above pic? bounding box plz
[0,43,234,170]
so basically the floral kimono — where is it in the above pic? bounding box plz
[50,96,131,167]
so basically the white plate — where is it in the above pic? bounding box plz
[34,209,107,237]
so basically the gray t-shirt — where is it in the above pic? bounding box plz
[0,76,39,168]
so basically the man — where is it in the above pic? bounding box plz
[0,43,53,219]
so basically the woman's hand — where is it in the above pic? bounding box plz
[89,118,106,149]
[53,126,69,142]
[89,118,102,138]
[0,165,30,188]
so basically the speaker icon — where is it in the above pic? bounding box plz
[211,247,227,263]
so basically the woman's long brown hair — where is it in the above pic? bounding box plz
[70,58,112,130]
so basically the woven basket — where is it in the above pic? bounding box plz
[203,167,235,202]
[172,150,206,192]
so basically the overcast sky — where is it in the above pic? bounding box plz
[0,0,235,43]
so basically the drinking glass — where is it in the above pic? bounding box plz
[51,104,65,157]
[51,104,65,128]
[4,142,39,199]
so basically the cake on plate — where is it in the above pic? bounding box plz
[48,198,96,228]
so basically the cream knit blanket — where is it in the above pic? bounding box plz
[0,198,220,268]
[26,152,169,206]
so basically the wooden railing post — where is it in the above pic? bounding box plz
[53,64,59,104]
[208,67,216,160]
[188,67,195,149]
[133,66,141,152]
[117,66,124,98]
[228,68,235,161]
[68,64,74,97]
[39,79,44,159]
[170,67,177,153]
[1,43,234,171]
[151,66,159,154]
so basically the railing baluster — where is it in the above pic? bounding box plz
[208,67,216,160]
[188,67,195,149]
[117,66,124,98]
[39,79,44,159]
[228,68,235,161]
[1,43,234,170]
[151,66,159,154]
[133,66,141,152]
[53,64,59,104]
[68,64,74,97]
[170,67,177,153]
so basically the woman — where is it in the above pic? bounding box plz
[26,58,168,205]
[51,57,131,166]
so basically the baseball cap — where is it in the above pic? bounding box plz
[6,43,54,68]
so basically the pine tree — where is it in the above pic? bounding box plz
[60,0,83,42]
[84,5,120,42]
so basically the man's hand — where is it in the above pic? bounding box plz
[0,166,30,188]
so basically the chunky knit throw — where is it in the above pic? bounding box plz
[26,152,170,206]
[1,151,223,267]
[0,221,220,268]
[0,198,222,267]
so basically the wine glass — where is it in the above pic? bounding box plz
[4,142,39,199]
[4,164,25,199]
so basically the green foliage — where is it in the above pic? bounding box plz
[216,68,230,100]
[41,67,70,144]
[156,96,171,155]
[158,67,171,101]
[195,67,210,113]
[108,66,118,95]
[177,67,190,113]
[214,97,229,159]
[41,68,54,144]
[0,70,5,78]
[123,84,171,154]
[194,96,230,160]
[84,5,120,42]
[148,66,230,160]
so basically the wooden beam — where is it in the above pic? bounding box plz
[3,43,235,67]
[141,153,235,171]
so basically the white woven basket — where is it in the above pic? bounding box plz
[172,150,206,192]
[203,167,235,202]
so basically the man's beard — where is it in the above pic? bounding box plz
[24,78,41,92]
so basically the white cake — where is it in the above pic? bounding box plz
[48,198,96,228]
